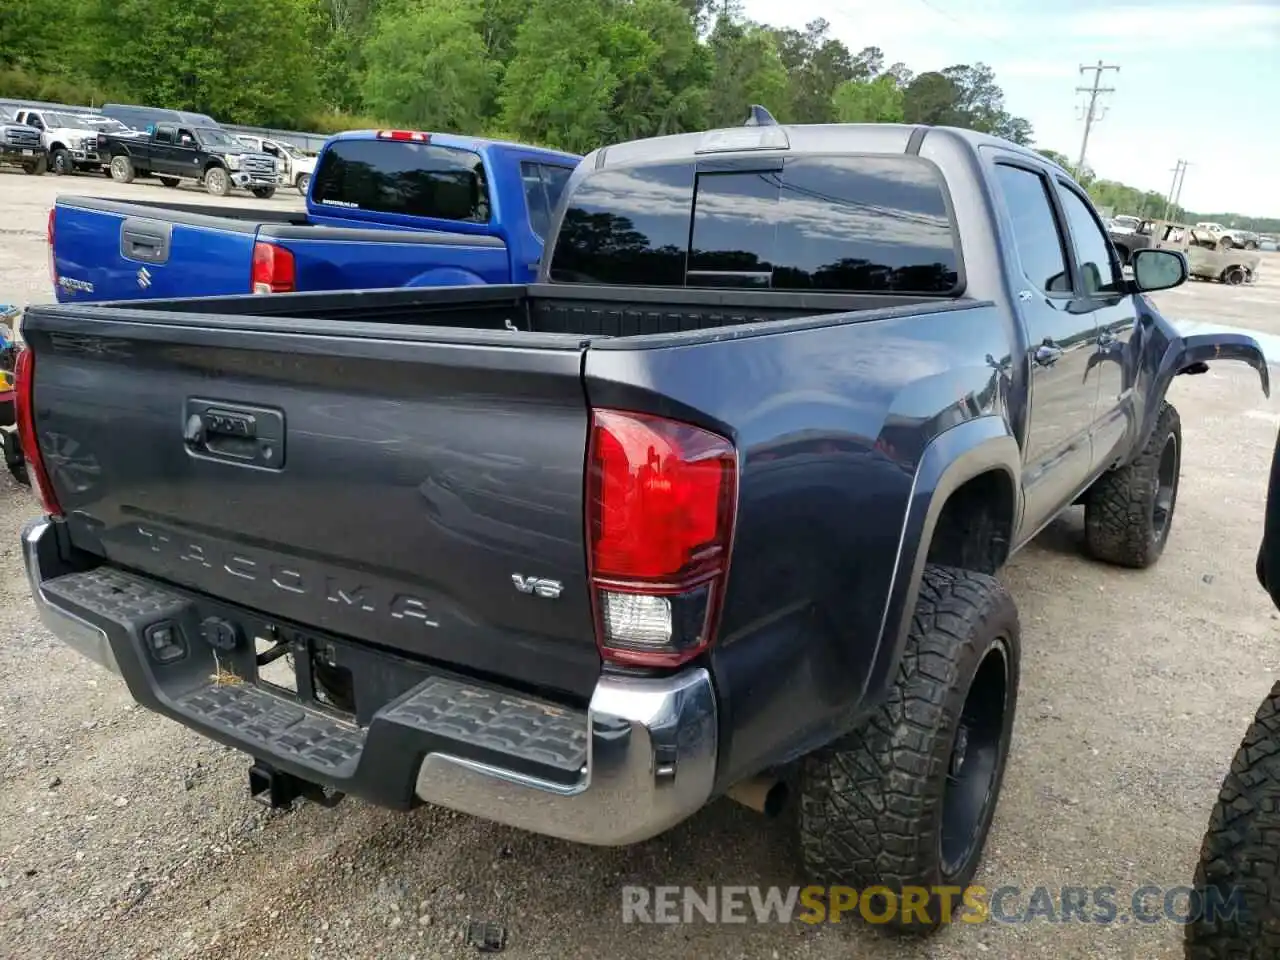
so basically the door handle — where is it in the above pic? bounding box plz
[1034,342,1064,367]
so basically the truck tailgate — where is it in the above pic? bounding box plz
[53,199,260,304]
[22,306,600,700]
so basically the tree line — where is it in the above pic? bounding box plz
[2,0,1271,228]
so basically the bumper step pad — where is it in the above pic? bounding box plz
[385,678,588,776]
[38,567,589,784]
[179,683,365,776]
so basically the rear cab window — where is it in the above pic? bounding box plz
[549,154,961,294]
[312,139,492,223]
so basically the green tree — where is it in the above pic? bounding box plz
[706,16,789,126]
[832,75,904,123]
[772,19,853,123]
[850,46,884,81]
[0,0,71,72]
[361,0,498,130]
[614,0,711,138]
[498,0,627,152]
[84,0,319,126]
[902,71,960,125]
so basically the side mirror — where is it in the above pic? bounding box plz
[1131,248,1188,293]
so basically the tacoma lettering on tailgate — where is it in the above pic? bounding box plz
[133,523,439,627]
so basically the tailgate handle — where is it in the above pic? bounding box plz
[184,399,285,470]
[120,218,172,265]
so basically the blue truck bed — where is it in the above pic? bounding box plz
[50,131,580,303]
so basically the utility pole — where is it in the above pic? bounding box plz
[1171,161,1190,219]
[1076,60,1120,172]
[1167,161,1192,221]
[1165,160,1185,219]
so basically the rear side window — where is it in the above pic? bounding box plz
[548,163,694,286]
[312,139,491,223]
[992,164,1071,295]
[551,156,960,294]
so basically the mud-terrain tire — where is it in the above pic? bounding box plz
[204,166,230,197]
[1186,682,1280,959]
[1084,401,1181,569]
[109,154,135,183]
[797,565,1020,935]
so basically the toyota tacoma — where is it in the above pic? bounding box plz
[16,114,1270,933]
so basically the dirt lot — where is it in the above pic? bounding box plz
[3,168,1280,960]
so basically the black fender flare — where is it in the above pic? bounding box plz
[1131,331,1270,462]
[859,415,1022,713]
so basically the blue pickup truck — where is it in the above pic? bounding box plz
[50,130,580,302]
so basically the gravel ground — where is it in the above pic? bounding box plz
[3,168,1280,959]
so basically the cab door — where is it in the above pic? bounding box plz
[1051,179,1138,471]
[150,124,181,174]
[989,159,1101,538]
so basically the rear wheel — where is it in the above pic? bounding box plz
[204,166,230,197]
[109,154,135,183]
[1224,267,1246,286]
[296,173,311,197]
[1244,240,1259,250]
[796,565,1020,935]
[1218,236,1234,251]
[1084,401,1181,568]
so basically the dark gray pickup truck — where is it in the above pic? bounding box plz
[17,117,1270,932]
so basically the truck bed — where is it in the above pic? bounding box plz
[101,283,963,338]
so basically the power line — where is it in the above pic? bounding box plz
[1075,61,1120,171]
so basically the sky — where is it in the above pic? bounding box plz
[743,0,1280,218]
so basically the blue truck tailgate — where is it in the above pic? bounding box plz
[52,198,269,303]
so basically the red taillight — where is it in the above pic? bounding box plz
[47,208,55,288]
[376,130,430,142]
[251,242,295,294]
[586,409,737,667]
[15,348,63,518]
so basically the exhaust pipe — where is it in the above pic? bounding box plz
[726,775,788,818]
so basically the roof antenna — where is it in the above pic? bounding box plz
[744,105,777,127]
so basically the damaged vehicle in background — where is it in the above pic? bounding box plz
[234,133,318,197]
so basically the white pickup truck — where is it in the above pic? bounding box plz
[234,133,317,196]
[1193,222,1261,250]
[11,107,131,176]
